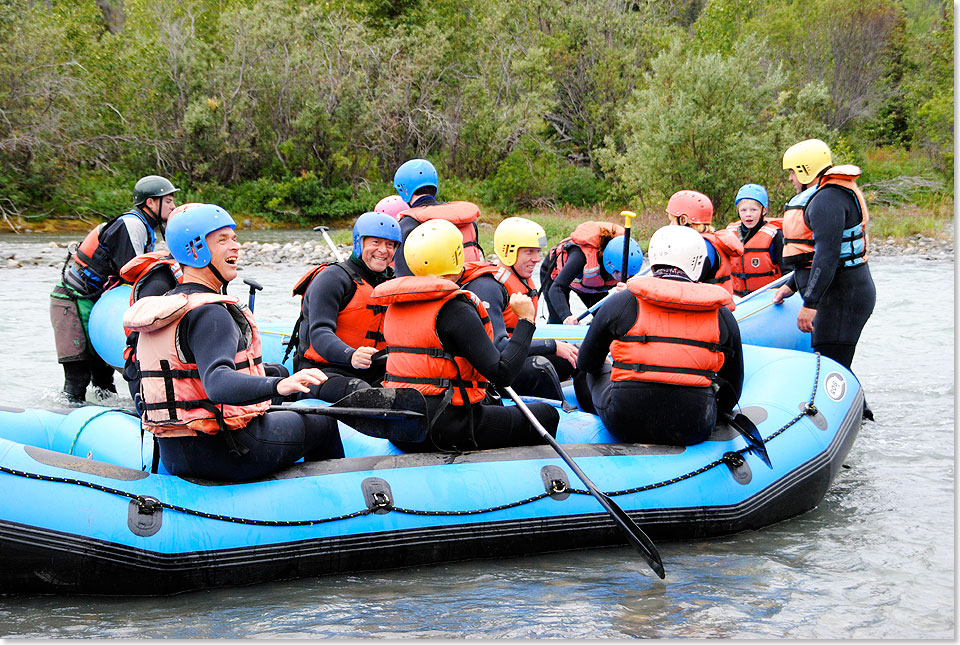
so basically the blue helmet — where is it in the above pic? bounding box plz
[734,183,769,210]
[602,235,644,278]
[352,211,402,256]
[165,203,236,268]
[394,159,438,204]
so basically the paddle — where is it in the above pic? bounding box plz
[502,385,666,579]
[733,271,794,307]
[243,277,263,312]
[270,388,428,443]
[723,411,772,469]
[574,266,652,322]
[313,225,345,262]
[620,210,636,282]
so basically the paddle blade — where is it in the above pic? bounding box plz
[728,413,772,469]
[331,388,429,444]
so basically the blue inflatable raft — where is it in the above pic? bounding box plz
[89,282,813,371]
[0,346,860,595]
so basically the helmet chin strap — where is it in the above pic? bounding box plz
[206,264,229,294]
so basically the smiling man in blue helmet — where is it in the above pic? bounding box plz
[391,158,485,276]
[123,204,344,481]
[289,212,401,402]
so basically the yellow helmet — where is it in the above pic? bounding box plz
[403,219,464,277]
[493,217,547,266]
[782,139,832,185]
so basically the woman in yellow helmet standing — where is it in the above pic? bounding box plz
[772,139,876,418]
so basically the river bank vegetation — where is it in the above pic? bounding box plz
[2,0,952,241]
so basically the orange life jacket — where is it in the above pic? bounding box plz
[62,210,156,296]
[493,264,538,333]
[119,251,183,304]
[725,221,782,297]
[547,221,624,294]
[290,261,387,366]
[610,277,732,387]
[782,166,870,269]
[125,293,270,438]
[373,276,493,406]
[398,201,485,263]
[700,228,744,301]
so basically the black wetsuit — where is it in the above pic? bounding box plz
[576,275,743,445]
[296,255,392,402]
[393,194,441,277]
[390,297,560,453]
[153,283,344,481]
[540,245,609,323]
[786,184,876,369]
[462,271,573,399]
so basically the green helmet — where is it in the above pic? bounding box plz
[133,175,178,206]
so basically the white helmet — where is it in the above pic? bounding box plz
[647,225,708,281]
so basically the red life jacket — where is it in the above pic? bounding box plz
[119,251,183,304]
[291,261,387,366]
[782,165,870,270]
[124,293,270,437]
[398,201,485,263]
[725,221,782,297]
[547,221,624,294]
[700,228,744,301]
[372,276,493,406]
[610,277,732,387]
[493,264,538,333]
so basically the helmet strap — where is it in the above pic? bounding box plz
[207,263,229,294]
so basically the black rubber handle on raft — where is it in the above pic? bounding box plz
[502,386,665,579]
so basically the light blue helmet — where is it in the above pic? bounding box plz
[165,203,236,268]
[394,159,438,204]
[602,235,644,278]
[734,183,769,210]
[353,211,402,256]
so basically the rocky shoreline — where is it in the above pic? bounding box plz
[1,232,953,270]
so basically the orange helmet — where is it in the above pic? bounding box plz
[666,190,714,225]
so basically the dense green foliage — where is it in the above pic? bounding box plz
[0,0,952,229]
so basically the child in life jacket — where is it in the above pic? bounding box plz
[725,184,784,297]
[665,190,743,301]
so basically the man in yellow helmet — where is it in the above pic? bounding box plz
[455,217,579,401]
[773,139,876,419]
[371,219,559,452]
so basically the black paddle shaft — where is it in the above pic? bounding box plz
[502,386,665,579]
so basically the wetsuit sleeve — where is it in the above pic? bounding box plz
[435,297,534,385]
[136,270,178,299]
[577,290,637,374]
[301,265,358,366]
[716,307,743,415]
[801,185,851,309]
[771,229,785,272]
[181,304,282,404]
[701,240,719,282]
[100,217,149,273]
[463,276,511,351]
[546,246,587,321]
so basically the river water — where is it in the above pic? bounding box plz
[0,231,953,639]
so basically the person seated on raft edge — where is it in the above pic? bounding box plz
[288,212,401,403]
[370,218,560,453]
[390,157,485,277]
[539,220,643,325]
[123,204,344,482]
[665,189,744,307]
[725,183,785,298]
[574,225,744,446]
[456,217,580,401]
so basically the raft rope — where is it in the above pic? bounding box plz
[68,407,138,456]
[0,356,823,527]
